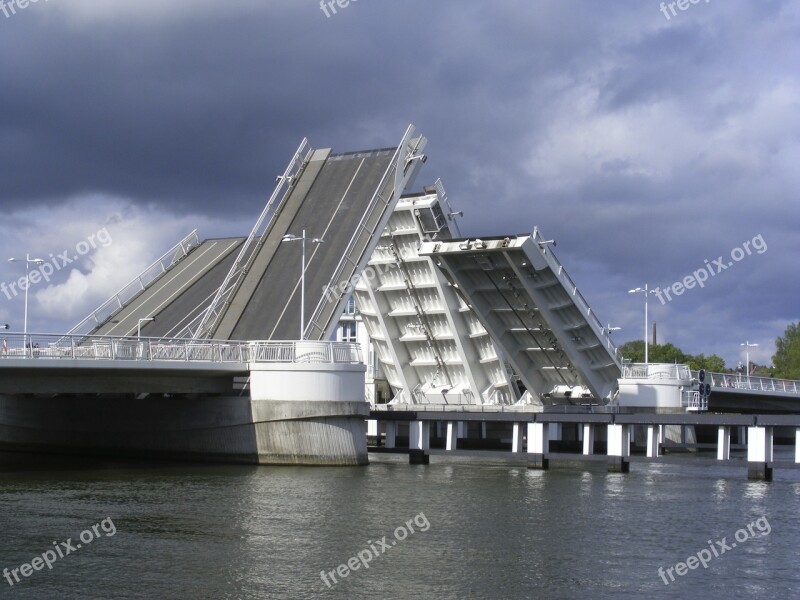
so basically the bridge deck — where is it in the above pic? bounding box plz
[420,230,622,403]
[90,238,244,338]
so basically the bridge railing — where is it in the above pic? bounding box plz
[621,363,692,381]
[698,370,800,395]
[0,333,362,366]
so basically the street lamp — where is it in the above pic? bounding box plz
[137,317,156,338]
[741,341,758,381]
[628,285,656,363]
[281,229,324,340]
[606,324,621,350]
[8,254,45,348]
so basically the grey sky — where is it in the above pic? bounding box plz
[0,0,797,367]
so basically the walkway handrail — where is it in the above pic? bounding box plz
[531,227,623,368]
[0,333,362,366]
[306,125,426,339]
[185,138,312,339]
[63,230,200,338]
[695,370,800,395]
[621,363,692,381]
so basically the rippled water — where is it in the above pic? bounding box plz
[1,451,799,599]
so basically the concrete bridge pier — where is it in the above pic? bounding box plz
[249,356,369,466]
[746,426,773,481]
[607,424,630,473]
[527,422,549,469]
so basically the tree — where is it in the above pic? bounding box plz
[619,340,645,363]
[618,340,726,372]
[686,353,726,373]
[773,323,800,379]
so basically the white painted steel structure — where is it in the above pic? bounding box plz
[352,188,519,406]
[420,229,622,404]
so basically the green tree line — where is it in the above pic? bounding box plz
[617,322,800,379]
[618,341,726,372]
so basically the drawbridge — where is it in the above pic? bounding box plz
[419,229,623,403]
[70,125,427,342]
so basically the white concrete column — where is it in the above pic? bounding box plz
[367,420,378,436]
[607,424,630,457]
[527,422,548,454]
[445,421,458,451]
[512,423,524,453]
[646,424,659,458]
[658,425,664,445]
[796,429,800,464]
[582,424,594,456]
[409,421,430,451]
[385,421,397,449]
[717,426,731,461]
[747,426,773,463]
[480,422,488,439]
[457,421,467,439]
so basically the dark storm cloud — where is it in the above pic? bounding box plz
[0,0,797,365]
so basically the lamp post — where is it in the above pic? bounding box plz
[137,317,156,338]
[606,324,621,350]
[281,229,324,340]
[628,285,655,363]
[741,341,758,382]
[8,254,45,350]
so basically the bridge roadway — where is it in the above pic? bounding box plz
[214,148,400,341]
[89,238,245,339]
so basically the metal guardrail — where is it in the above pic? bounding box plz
[0,333,362,365]
[621,363,693,381]
[682,390,708,412]
[186,138,312,339]
[306,125,426,340]
[64,230,200,338]
[530,227,623,368]
[697,370,800,395]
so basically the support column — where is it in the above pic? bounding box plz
[527,422,549,469]
[445,421,458,451]
[796,429,800,464]
[512,423,524,453]
[385,421,397,449]
[409,421,430,451]
[409,421,430,465]
[717,426,731,461]
[607,424,630,473]
[548,423,562,442]
[646,424,659,458]
[480,422,488,440]
[747,426,773,481]
[582,424,595,456]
